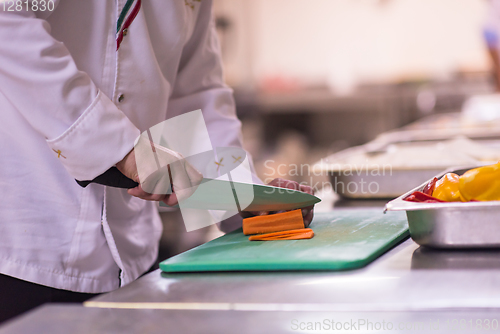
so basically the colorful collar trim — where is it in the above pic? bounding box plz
[116,0,141,50]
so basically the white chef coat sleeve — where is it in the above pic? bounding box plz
[0,7,140,181]
[167,0,261,232]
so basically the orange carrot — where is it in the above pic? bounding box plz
[249,228,314,241]
[242,209,304,235]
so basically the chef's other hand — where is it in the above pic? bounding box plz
[241,178,315,227]
[116,136,203,206]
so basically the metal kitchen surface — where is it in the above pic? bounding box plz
[87,238,500,311]
[3,305,500,334]
[0,304,498,334]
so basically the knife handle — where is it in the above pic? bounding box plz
[76,167,139,189]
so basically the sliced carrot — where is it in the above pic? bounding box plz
[249,228,314,241]
[242,209,304,235]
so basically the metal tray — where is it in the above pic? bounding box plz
[318,145,458,199]
[318,137,498,199]
[385,166,500,248]
[328,168,444,199]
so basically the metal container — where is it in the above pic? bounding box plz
[327,168,444,199]
[385,166,500,248]
[317,142,477,199]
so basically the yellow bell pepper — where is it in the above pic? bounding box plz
[432,173,464,202]
[459,162,500,201]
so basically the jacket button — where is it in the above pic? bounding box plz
[123,28,128,36]
[118,94,125,103]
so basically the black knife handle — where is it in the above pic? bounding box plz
[76,167,139,189]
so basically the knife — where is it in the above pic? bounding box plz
[77,169,320,212]
[160,177,321,212]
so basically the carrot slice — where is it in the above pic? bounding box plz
[242,209,304,235]
[249,228,314,241]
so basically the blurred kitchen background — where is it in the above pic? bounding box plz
[159,0,500,259]
[215,0,493,176]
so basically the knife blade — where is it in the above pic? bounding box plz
[161,178,321,212]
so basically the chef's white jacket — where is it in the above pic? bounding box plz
[0,0,244,293]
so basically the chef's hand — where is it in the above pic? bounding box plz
[240,178,315,227]
[116,136,203,206]
[116,149,178,205]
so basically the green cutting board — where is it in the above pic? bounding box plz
[160,209,409,272]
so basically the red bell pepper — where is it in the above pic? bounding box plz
[404,191,446,203]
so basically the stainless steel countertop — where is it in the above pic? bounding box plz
[3,202,500,333]
[86,237,500,311]
[2,304,500,334]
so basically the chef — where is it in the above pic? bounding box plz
[0,0,314,322]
